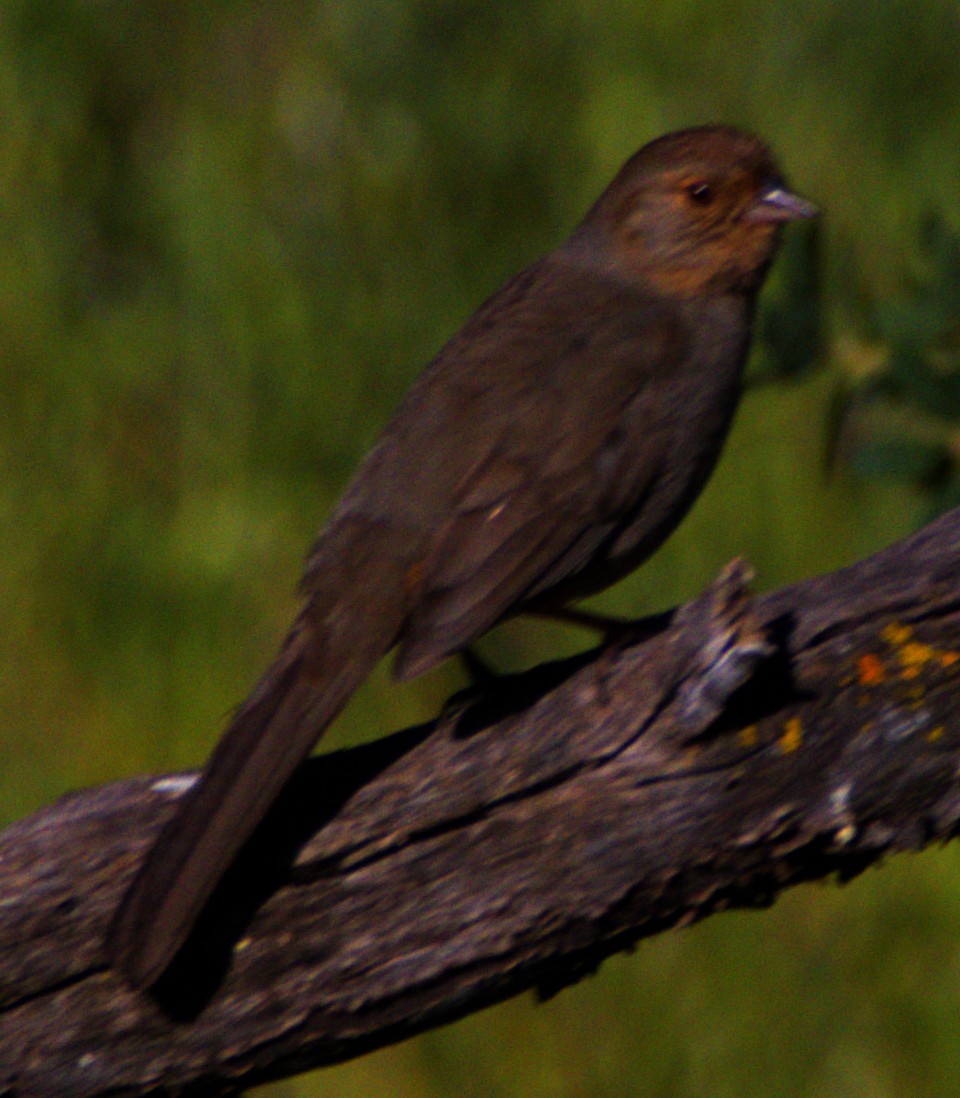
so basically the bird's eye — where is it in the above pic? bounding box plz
[685,181,714,206]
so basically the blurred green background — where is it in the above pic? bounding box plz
[4,2,960,1095]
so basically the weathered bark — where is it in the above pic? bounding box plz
[3,509,960,1097]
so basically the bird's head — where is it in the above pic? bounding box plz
[572,126,817,297]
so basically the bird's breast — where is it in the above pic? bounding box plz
[555,293,753,600]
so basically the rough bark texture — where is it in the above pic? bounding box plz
[4,510,960,1097]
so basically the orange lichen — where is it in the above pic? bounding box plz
[780,718,803,754]
[856,653,885,687]
[739,724,759,748]
[879,623,958,685]
[882,622,913,647]
[900,641,936,670]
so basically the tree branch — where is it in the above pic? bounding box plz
[4,510,960,1097]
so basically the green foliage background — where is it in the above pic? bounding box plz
[3,2,960,1095]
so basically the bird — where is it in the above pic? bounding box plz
[108,124,817,988]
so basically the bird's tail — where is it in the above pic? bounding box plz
[108,517,409,988]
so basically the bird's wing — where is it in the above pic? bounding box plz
[391,257,688,679]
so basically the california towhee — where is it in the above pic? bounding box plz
[109,125,817,986]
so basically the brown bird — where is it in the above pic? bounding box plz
[109,125,817,987]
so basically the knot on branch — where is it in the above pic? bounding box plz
[672,557,773,733]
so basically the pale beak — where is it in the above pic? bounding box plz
[743,184,819,223]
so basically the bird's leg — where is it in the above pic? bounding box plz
[459,646,498,687]
[526,605,636,716]
[531,604,635,643]
[434,647,499,733]
[533,603,679,712]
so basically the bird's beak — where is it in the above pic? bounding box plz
[743,184,819,223]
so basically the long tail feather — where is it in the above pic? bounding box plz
[109,520,408,987]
